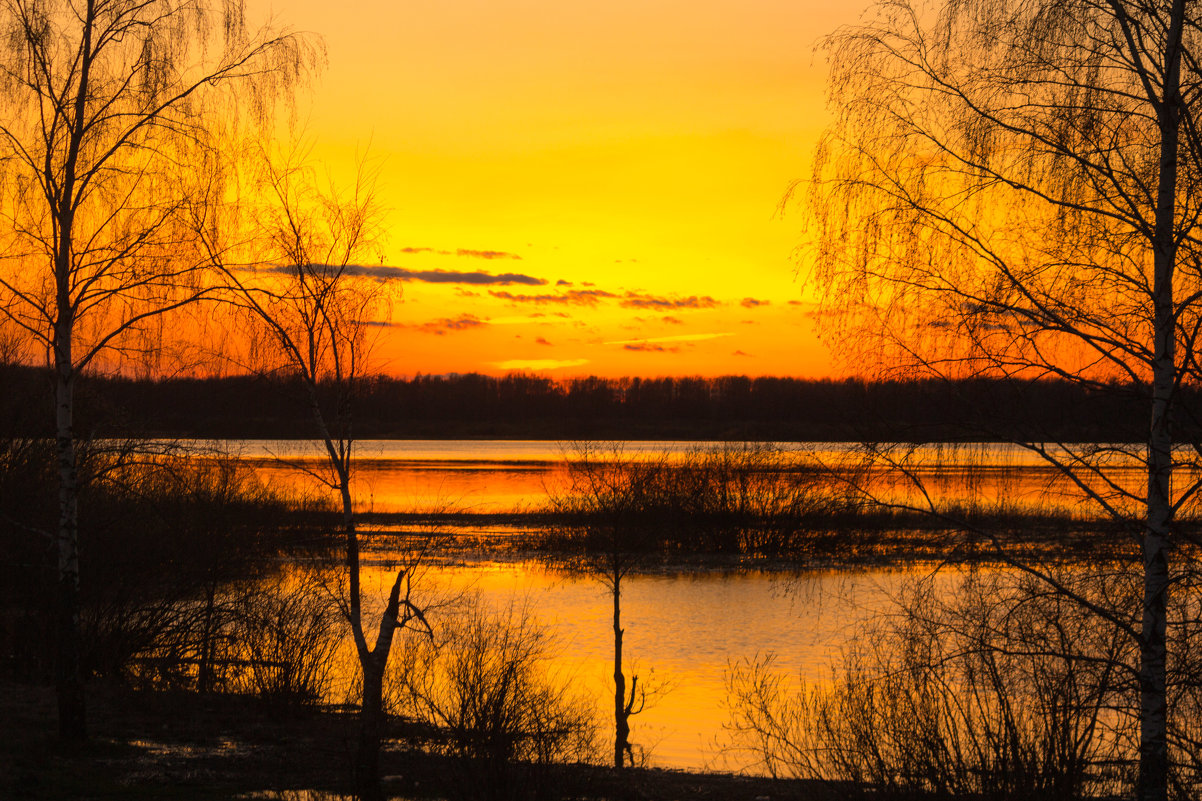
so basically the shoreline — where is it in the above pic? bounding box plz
[0,681,835,801]
[351,509,1138,568]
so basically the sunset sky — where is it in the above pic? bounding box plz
[254,0,867,378]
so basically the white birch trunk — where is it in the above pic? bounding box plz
[1141,3,1186,798]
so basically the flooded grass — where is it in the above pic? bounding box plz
[2,439,1177,799]
[358,508,1135,570]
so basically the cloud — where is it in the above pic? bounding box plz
[489,358,590,371]
[254,262,546,286]
[740,297,770,308]
[619,292,719,310]
[384,267,545,285]
[488,288,720,310]
[624,343,680,353]
[399,246,522,260]
[535,337,553,346]
[458,249,520,260]
[662,315,684,325]
[488,314,554,325]
[411,315,488,335]
[489,289,619,306]
[604,332,733,346]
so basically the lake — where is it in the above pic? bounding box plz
[218,438,1145,517]
[211,439,1113,771]
[356,559,924,772]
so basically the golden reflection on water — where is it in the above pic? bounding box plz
[336,559,928,772]
[229,439,1154,518]
[238,441,1134,771]
[250,460,565,513]
[250,458,1144,518]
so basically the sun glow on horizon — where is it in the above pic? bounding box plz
[247,0,865,379]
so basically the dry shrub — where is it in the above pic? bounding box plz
[124,568,342,706]
[224,569,342,704]
[389,597,598,801]
[727,568,1154,800]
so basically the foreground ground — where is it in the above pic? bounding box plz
[1,681,828,801]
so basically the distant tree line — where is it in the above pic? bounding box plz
[0,363,1182,442]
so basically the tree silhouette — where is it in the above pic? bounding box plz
[214,146,430,801]
[0,0,316,740]
[548,443,657,768]
[810,1,1202,798]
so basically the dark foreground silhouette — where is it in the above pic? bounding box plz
[0,682,828,801]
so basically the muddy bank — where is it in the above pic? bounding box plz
[1,681,832,801]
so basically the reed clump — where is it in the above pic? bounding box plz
[540,442,858,558]
[534,442,1133,565]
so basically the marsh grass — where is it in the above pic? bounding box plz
[727,564,1202,800]
[530,442,1132,565]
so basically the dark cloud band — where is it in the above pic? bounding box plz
[489,289,619,305]
[409,315,488,335]
[489,288,719,309]
[256,263,547,286]
[621,293,719,310]
[624,342,680,353]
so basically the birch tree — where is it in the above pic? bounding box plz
[215,149,429,801]
[0,0,316,740]
[810,1,1202,799]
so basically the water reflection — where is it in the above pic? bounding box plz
[217,439,1148,517]
[251,459,561,513]
[212,440,1123,771]
[352,560,924,772]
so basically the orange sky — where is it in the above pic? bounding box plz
[252,0,868,378]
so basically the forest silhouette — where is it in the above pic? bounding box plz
[0,363,1168,442]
